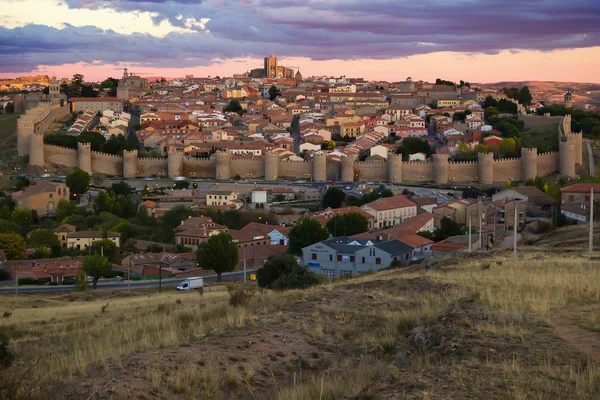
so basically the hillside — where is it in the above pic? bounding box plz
[477,81,600,105]
[2,232,600,399]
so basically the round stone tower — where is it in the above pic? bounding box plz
[77,142,92,174]
[17,117,34,157]
[564,90,573,109]
[264,150,279,182]
[388,153,403,184]
[28,132,44,167]
[167,147,184,179]
[432,154,449,184]
[312,152,327,182]
[123,150,139,179]
[477,152,494,184]
[341,155,355,182]
[214,150,231,181]
[559,141,576,178]
[520,148,538,181]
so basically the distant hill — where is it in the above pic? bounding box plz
[476,81,600,105]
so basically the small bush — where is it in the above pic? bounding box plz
[17,278,40,286]
[0,270,10,281]
[271,265,322,291]
[0,327,13,368]
[389,259,403,268]
[227,283,256,307]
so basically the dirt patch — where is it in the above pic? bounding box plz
[551,303,600,360]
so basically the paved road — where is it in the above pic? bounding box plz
[585,141,596,177]
[0,270,257,294]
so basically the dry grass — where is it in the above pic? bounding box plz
[4,243,600,398]
[576,309,600,332]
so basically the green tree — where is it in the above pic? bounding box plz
[256,255,297,288]
[433,217,466,242]
[223,100,243,114]
[196,232,239,281]
[126,132,141,150]
[0,220,18,234]
[0,232,26,260]
[519,86,532,106]
[4,102,14,114]
[323,187,346,209]
[498,138,517,157]
[111,181,133,196]
[288,216,330,254]
[66,168,90,202]
[89,239,119,263]
[28,229,60,249]
[82,253,113,289]
[72,73,84,87]
[0,205,11,220]
[326,212,369,237]
[268,85,281,101]
[271,265,321,290]
[11,207,32,232]
[55,199,76,222]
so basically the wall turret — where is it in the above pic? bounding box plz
[312,152,327,182]
[520,148,538,181]
[388,153,403,184]
[17,117,34,156]
[564,90,573,109]
[167,147,184,178]
[214,150,231,181]
[77,142,92,173]
[264,150,279,181]
[123,150,139,178]
[29,132,44,167]
[477,152,494,184]
[432,154,449,184]
[559,141,576,178]
[341,155,355,182]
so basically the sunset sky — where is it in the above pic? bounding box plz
[1,0,599,82]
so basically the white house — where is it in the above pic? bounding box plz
[370,145,390,159]
[408,152,427,161]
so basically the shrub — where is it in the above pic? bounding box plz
[226,283,256,307]
[0,269,10,281]
[17,277,40,285]
[389,259,403,268]
[271,265,322,291]
[257,255,298,288]
[0,327,13,368]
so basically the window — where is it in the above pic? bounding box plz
[337,255,342,262]
[350,256,355,262]
[361,257,365,263]
[312,253,317,260]
[376,258,381,265]
[329,255,333,261]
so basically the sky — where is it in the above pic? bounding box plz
[1,0,599,83]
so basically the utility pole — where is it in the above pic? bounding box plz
[513,200,518,257]
[478,202,482,251]
[128,256,131,291]
[590,188,594,259]
[468,212,472,252]
[243,248,247,283]
[15,267,18,295]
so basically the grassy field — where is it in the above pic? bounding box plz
[0,113,18,143]
[2,243,600,398]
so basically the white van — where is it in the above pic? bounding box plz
[176,277,203,291]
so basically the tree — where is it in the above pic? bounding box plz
[126,132,141,149]
[326,212,369,237]
[0,220,18,234]
[89,239,119,263]
[272,265,320,290]
[28,229,60,249]
[519,86,532,106]
[323,187,346,209]
[257,255,298,288]
[268,85,281,101]
[498,138,517,157]
[55,199,76,222]
[80,85,97,98]
[11,207,32,232]
[288,216,330,254]
[223,100,242,114]
[82,253,113,289]
[4,102,14,114]
[66,168,90,202]
[196,232,238,281]
[433,217,466,242]
[111,181,133,196]
[0,232,26,260]
[321,140,336,151]
[72,74,84,87]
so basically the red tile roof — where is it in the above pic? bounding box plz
[561,183,600,193]
[362,195,416,212]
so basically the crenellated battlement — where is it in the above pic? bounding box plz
[91,151,123,159]
[449,160,478,165]
[355,161,386,166]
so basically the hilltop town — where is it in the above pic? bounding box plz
[0,55,600,398]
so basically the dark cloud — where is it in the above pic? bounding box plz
[1,0,599,72]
